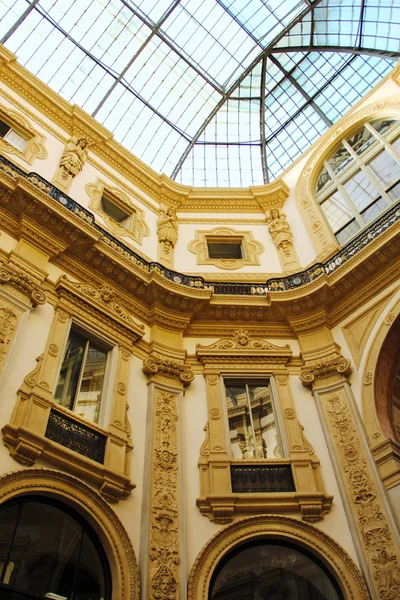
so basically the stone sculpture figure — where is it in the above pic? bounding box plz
[267,208,299,271]
[157,206,178,268]
[53,136,89,192]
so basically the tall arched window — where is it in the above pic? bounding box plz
[209,540,344,600]
[0,497,111,600]
[316,118,400,245]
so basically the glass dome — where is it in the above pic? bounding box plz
[1,0,399,187]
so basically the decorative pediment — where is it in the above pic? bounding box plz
[196,329,292,363]
[55,276,145,341]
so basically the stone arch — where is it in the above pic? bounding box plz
[188,515,368,600]
[296,96,400,259]
[0,468,140,599]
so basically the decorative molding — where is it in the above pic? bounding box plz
[0,103,47,165]
[0,300,18,371]
[188,227,264,270]
[296,97,400,258]
[0,259,47,307]
[0,469,140,599]
[321,390,400,600]
[142,355,194,387]
[300,347,353,389]
[148,390,180,600]
[52,136,88,193]
[86,178,149,244]
[266,208,300,272]
[187,514,369,600]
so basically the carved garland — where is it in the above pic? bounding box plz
[149,391,180,600]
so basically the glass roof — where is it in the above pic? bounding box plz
[1,0,399,187]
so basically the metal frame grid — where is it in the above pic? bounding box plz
[1,0,399,187]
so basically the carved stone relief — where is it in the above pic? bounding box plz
[158,205,178,269]
[266,208,300,272]
[188,227,264,270]
[52,136,88,192]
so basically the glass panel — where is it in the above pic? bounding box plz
[371,118,397,136]
[343,170,379,212]
[320,190,353,233]
[225,383,252,460]
[368,150,400,188]
[347,126,376,155]
[336,220,361,246]
[207,242,242,259]
[0,505,19,583]
[392,136,400,154]
[361,197,388,224]
[247,384,281,459]
[0,120,11,138]
[316,166,331,192]
[4,502,82,598]
[54,330,86,411]
[74,341,107,423]
[210,543,343,600]
[327,145,353,175]
[3,130,28,152]
[74,532,105,600]
[387,181,400,201]
[101,195,130,226]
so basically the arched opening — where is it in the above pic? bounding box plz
[0,496,111,600]
[375,313,400,442]
[209,539,344,600]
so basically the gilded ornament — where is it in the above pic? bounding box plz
[363,372,373,385]
[48,344,59,357]
[384,313,395,325]
[209,408,220,419]
[284,408,295,419]
[206,375,218,385]
[117,382,126,394]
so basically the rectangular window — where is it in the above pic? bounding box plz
[54,329,108,424]
[100,194,131,227]
[207,241,242,259]
[224,380,282,460]
[0,119,28,152]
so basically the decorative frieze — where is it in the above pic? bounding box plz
[143,355,194,387]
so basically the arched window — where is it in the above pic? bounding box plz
[316,118,400,245]
[0,497,111,600]
[209,540,344,600]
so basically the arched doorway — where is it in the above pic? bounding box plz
[0,496,111,600]
[209,539,344,600]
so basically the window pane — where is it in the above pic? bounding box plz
[368,149,400,188]
[347,126,376,156]
[392,136,400,154]
[371,118,397,136]
[5,502,82,598]
[361,197,388,224]
[316,166,331,192]
[248,384,281,459]
[0,505,19,583]
[74,532,106,600]
[74,342,107,424]
[343,170,379,212]
[327,145,353,175]
[0,120,11,138]
[54,330,86,411]
[207,242,242,259]
[336,219,360,245]
[4,129,28,152]
[320,189,352,233]
[101,195,130,225]
[225,384,252,459]
[387,181,400,201]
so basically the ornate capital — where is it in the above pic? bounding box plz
[142,355,194,387]
[300,355,352,388]
[0,261,46,307]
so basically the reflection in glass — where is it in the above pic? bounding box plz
[225,382,281,459]
[347,126,375,155]
[371,118,397,136]
[343,170,379,212]
[368,150,400,188]
[316,167,331,192]
[54,330,107,423]
[0,501,108,600]
[327,145,353,174]
[210,542,343,600]
[320,190,352,233]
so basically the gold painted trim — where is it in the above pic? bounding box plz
[188,227,264,270]
[187,515,369,600]
[0,103,47,165]
[0,469,140,599]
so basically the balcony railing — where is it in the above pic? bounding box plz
[1,154,399,296]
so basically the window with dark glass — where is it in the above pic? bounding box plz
[316,119,400,245]
[207,241,242,259]
[0,498,110,600]
[54,329,108,424]
[100,193,131,228]
[0,118,29,152]
[224,380,282,459]
[210,541,344,600]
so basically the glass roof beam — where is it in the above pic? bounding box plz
[1,0,40,45]
[260,56,268,183]
[270,47,400,59]
[171,0,321,180]
[269,54,333,127]
[214,0,262,47]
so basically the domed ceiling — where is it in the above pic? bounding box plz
[1,0,399,187]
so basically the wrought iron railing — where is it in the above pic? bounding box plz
[230,464,295,493]
[1,154,399,296]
